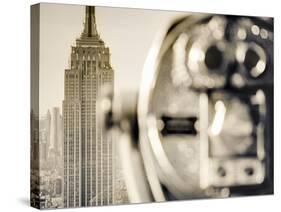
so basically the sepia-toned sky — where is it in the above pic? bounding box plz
[39,3,186,115]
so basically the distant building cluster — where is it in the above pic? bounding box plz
[31,108,64,209]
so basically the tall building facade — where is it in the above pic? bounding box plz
[49,107,63,170]
[63,6,114,207]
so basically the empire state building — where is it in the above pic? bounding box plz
[63,6,114,207]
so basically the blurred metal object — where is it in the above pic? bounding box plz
[100,14,273,202]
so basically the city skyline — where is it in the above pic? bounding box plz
[30,107,64,208]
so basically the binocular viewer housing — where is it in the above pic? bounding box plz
[100,14,273,203]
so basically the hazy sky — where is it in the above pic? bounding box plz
[39,3,186,114]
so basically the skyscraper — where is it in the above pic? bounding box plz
[63,6,114,207]
[49,107,63,170]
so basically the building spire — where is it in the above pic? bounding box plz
[82,6,98,38]
[77,6,104,46]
